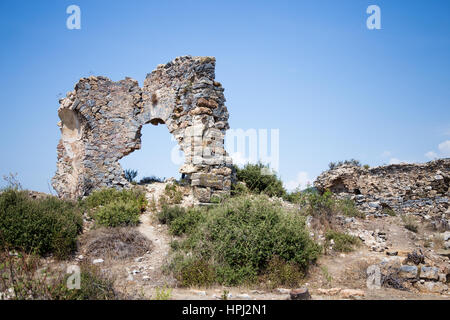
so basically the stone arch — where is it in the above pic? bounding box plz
[52,56,233,202]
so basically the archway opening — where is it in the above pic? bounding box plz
[119,120,185,185]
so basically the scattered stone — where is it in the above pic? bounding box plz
[398,265,418,279]
[420,266,439,280]
[290,288,311,300]
[317,288,342,296]
[191,290,207,296]
[92,258,104,264]
[237,294,251,299]
[416,281,448,294]
[276,288,290,294]
[340,289,365,299]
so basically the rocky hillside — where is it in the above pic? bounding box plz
[314,159,450,230]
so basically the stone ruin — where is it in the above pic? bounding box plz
[314,159,450,229]
[52,56,233,202]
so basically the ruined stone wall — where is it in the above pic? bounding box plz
[52,56,233,201]
[314,159,450,227]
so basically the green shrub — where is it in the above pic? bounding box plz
[230,181,250,197]
[288,190,364,221]
[260,255,304,289]
[124,169,138,183]
[82,188,146,228]
[0,189,82,259]
[169,208,205,236]
[325,230,360,252]
[169,195,321,286]
[158,206,205,236]
[157,205,185,225]
[83,188,147,213]
[235,163,286,197]
[305,190,335,220]
[337,199,364,218]
[93,200,140,227]
[173,257,216,287]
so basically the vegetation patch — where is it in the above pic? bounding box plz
[82,188,147,228]
[166,195,321,287]
[234,163,286,198]
[402,215,418,233]
[325,230,360,253]
[158,183,183,206]
[0,250,118,300]
[139,175,165,184]
[0,189,83,259]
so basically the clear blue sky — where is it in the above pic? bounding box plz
[1,0,449,192]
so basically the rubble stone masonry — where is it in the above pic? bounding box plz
[52,56,233,202]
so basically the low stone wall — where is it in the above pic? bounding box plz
[52,56,233,201]
[314,159,450,227]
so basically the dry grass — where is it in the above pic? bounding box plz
[433,235,445,250]
[80,227,152,260]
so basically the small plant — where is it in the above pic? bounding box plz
[152,285,172,300]
[210,195,221,204]
[139,176,165,184]
[402,215,418,233]
[321,265,333,284]
[157,205,185,225]
[382,207,396,216]
[337,198,364,218]
[325,230,360,252]
[149,195,157,213]
[124,169,138,183]
[328,159,361,170]
[221,290,230,300]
